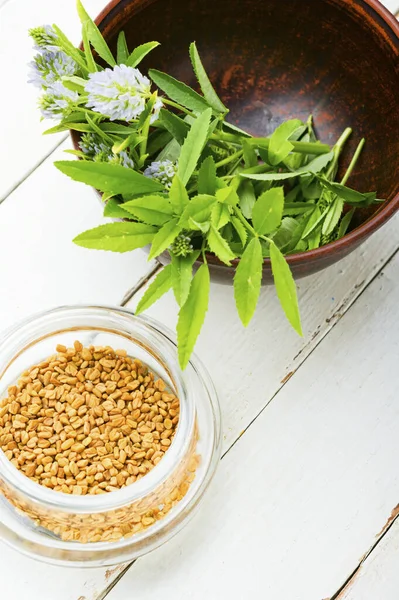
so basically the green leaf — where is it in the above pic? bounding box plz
[169,175,189,215]
[177,108,212,185]
[215,187,239,206]
[233,237,263,326]
[231,216,248,247]
[149,69,210,114]
[73,222,156,252]
[160,109,189,145]
[238,180,256,219]
[86,114,114,143]
[62,75,87,92]
[171,251,200,307]
[179,194,216,227]
[242,151,335,181]
[188,218,210,233]
[157,137,181,163]
[189,42,227,114]
[103,197,132,219]
[51,25,89,73]
[207,225,236,265]
[126,41,160,67]
[54,161,163,195]
[148,218,181,260]
[337,208,355,239]
[283,202,315,216]
[177,264,210,369]
[301,205,326,239]
[242,140,258,168]
[272,217,298,250]
[269,241,302,335]
[198,156,217,195]
[252,187,284,235]
[122,195,173,225]
[322,196,344,236]
[211,202,231,229]
[135,265,173,314]
[318,178,377,205]
[116,31,129,64]
[76,0,116,66]
[268,119,303,166]
[82,22,97,72]
[148,130,173,156]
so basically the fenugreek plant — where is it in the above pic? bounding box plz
[29,2,382,369]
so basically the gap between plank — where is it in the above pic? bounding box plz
[0,135,68,206]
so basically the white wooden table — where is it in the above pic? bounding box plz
[1,1,398,598]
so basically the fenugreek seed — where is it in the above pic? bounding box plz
[61,438,74,450]
[56,344,67,353]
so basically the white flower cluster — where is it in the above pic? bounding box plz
[143,160,177,189]
[85,64,163,123]
[29,25,79,120]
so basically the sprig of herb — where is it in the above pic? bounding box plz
[28,2,382,369]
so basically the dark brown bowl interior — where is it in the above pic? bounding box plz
[86,0,399,283]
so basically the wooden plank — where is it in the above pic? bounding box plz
[339,517,399,600]
[0,138,155,330]
[0,0,104,201]
[107,248,399,600]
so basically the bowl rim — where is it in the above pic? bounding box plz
[79,0,399,270]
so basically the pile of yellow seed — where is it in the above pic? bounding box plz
[0,341,179,495]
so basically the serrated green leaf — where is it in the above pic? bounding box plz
[160,109,189,145]
[178,108,212,185]
[307,223,322,250]
[121,195,173,225]
[76,0,116,66]
[239,180,256,219]
[252,187,284,235]
[169,175,189,215]
[283,202,315,216]
[211,202,231,229]
[268,119,303,166]
[234,237,263,326]
[54,161,163,195]
[82,22,97,72]
[231,217,248,247]
[126,41,160,67]
[207,225,236,265]
[171,251,200,307]
[216,187,239,206]
[318,178,377,205]
[116,31,129,64]
[269,241,302,335]
[188,218,210,233]
[148,218,181,260]
[73,222,156,252]
[177,264,210,369]
[272,217,298,250]
[149,69,210,114]
[135,265,173,314]
[103,197,132,219]
[242,151,335,181]
[189,42,227,114]
[179,194,216,227]
[322,196,344,236]
[52,25,89,73]
[198,156,217,195]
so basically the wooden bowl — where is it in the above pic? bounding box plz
[80,0,399,283]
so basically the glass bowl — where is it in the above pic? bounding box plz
[0,306,221,567]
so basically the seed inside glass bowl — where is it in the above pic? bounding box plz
[0,341,179,495]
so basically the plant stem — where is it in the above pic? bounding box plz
[326,127,352,180]
[211,131,330,155]
[340,138,365,185]
[214,150,243,169]
[162,98,194,117]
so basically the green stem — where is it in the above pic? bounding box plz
[326,127,352,180]
[214,150,243,169]
[162,98,194,117]
[340,138,365,185]
[211,131,331,155]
